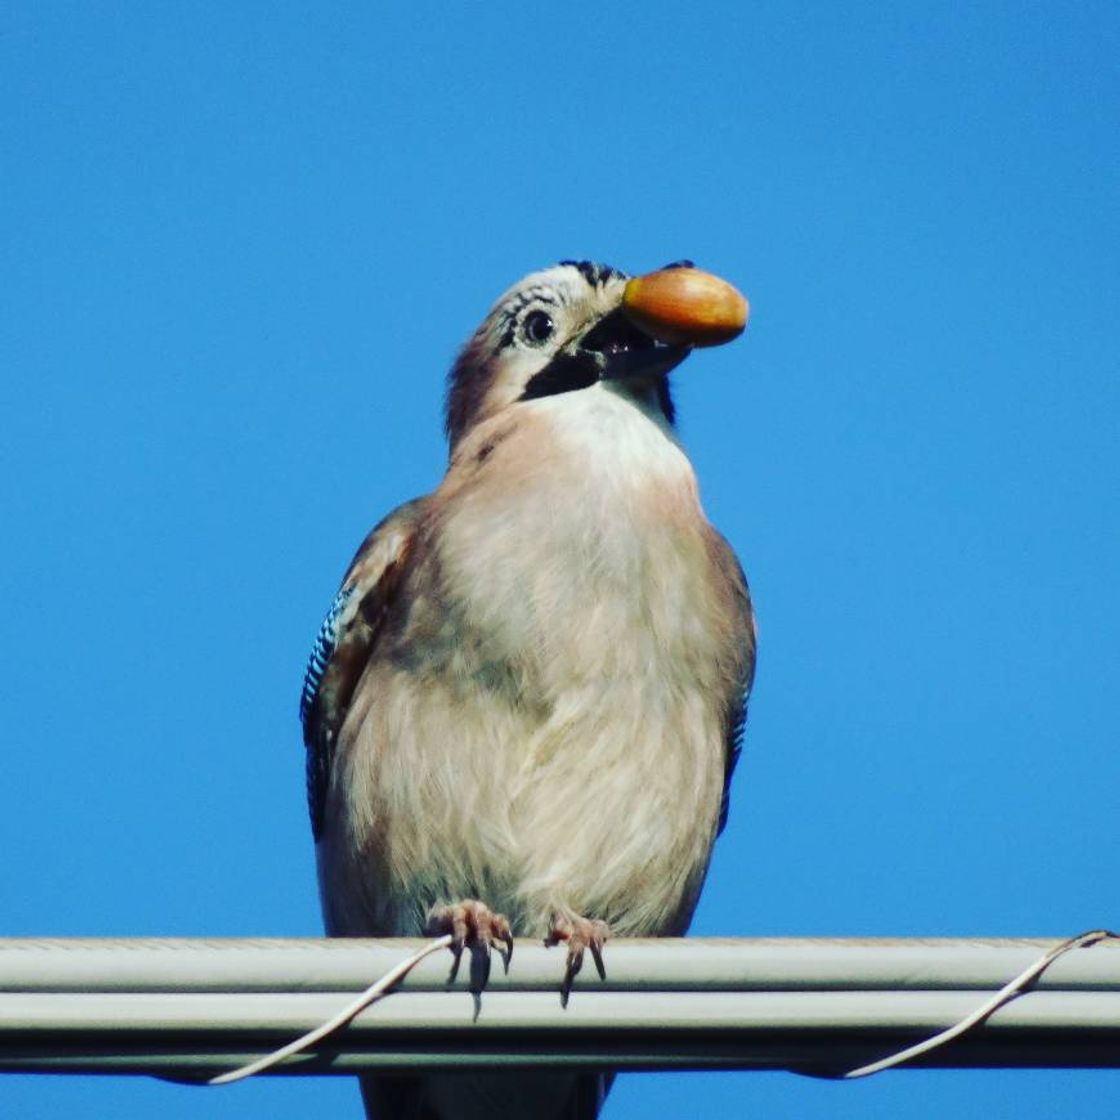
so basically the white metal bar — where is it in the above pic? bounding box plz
[5,989,1120,1030]
[2,937,1117,992]
[0,938,1116,1077]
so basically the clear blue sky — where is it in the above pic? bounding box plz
[3,3,1117,1117]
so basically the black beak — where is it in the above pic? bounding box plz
[518,296,691,407]
[577,307,691,382]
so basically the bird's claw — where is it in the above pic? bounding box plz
[545,913,609,1006]
[425,899,513,989]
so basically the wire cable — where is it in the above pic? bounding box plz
[840,928,1119,1078]
[197,928,1118,1085]
[205,934,453,1085]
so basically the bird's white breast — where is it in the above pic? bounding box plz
[440,384,706,668]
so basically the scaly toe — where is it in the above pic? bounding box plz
[546,913,610,1005]
[425,899,514,988]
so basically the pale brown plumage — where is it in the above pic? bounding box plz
[301,262,755,1119]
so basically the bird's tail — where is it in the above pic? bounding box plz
[360,1071,612,1120]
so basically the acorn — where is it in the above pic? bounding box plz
[622,266,748,347]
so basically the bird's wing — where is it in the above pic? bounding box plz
[299,498,425,840]
[710,529,757,835]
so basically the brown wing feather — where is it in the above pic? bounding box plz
[301,498,425,840]
[708,528,757,835]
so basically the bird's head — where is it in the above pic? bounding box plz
[445,260,698,451]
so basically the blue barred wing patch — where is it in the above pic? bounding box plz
[299,585,356,728]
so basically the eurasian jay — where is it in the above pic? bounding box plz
[300,260,755,1119]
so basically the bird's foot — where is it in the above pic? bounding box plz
[425,899,513,989]
[545,912,609,1006]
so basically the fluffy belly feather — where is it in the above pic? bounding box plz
[319,388,731,941]
[321,657,725,937]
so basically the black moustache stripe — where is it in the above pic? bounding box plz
[519,352,600,401]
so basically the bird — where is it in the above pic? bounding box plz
[299,259,756,1119]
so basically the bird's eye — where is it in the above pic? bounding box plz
[521,310,554,345]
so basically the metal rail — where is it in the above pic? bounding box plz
[1,937,1117,1078]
